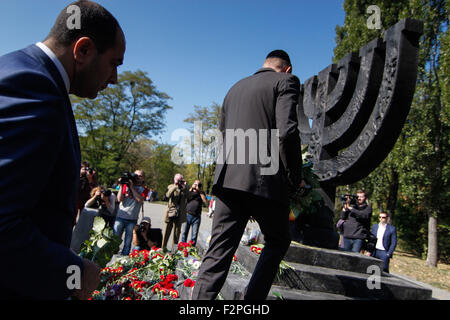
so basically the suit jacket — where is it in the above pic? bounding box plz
[371,223,397,257]
[0,45,83,299]
[213,68,302,205]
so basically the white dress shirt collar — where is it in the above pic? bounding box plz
[36,42,70,94]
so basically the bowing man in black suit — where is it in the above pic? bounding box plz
[192,50,305,300]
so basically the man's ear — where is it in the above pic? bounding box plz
[73,37,96,64]
[284,65,292,74]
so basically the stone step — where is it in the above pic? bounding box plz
[196,230,432,300]
[221,273,361,300]
[284,242,385,274]
[275,262,432,300]
[235,242,384,275]
[197,230,384,274]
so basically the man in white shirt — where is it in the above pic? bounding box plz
[371,212,398,273]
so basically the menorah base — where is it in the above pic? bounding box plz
[289,222,339,250]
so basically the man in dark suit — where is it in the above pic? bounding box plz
[0,1,125,299]
[192,50,304,300]
[371,212,397,273]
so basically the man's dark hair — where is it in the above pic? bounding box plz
[266,50,292,66]
[46,0,121,54]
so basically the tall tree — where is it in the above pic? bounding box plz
[183,103,221,194]
[398,0,449,267]
[73,70,172,185]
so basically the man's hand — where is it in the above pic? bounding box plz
[299,180,306,188]
[86,170,94,183]
[72,259,101,300]
[297,179,307,195]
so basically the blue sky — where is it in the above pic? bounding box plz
[0,0,346,144]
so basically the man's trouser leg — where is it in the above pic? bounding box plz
[375,249,390,273]
[191,188,249,300]
[173,219,182,247]
[243,199,291,300]
[162,221,173,250]
[192,188,291,300]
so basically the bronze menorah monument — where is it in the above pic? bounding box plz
[294,18,424,249]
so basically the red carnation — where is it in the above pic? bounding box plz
[183,278,195,287]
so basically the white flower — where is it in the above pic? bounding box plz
[192,261,201,270]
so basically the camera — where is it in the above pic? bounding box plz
[119,172,137,185]
[138,222,148,234]
[91,189,111,209]
[176,178,185,188]
[340,194,357,206]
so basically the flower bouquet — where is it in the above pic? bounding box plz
[89,241,204,300]
[289,149,323,222]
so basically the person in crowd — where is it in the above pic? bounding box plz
[151,189,158,201]
[113,170,146,256]
[142,185,150,202]
[162,174,188,252]
[146,187,152,202]
[85,186,117,228]
[71,185,117,253]
[207,195,216,218]
[181,180,207,246]
[0,0,125,299]
[371,212,397,273]
[340,190,372,253]
[131,217,163,251]
[75,161,98,225]
[191,50,305,300]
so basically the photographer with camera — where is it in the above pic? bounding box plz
[132,217,163,251]
[71,186,117,254]
[340,190,372,253]
[75,161,98,225]
[162,173,188,252]
[181,180,207,246]
[113,170,146,256]
[85,186,117,228]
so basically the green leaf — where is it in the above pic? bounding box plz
[272,291,284,300]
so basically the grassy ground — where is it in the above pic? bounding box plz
[390,251,450,291]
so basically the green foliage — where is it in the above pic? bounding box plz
[80,217,122,268]
[394,201,427,256]
[73,70,172,186]
[290,154,323,220]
